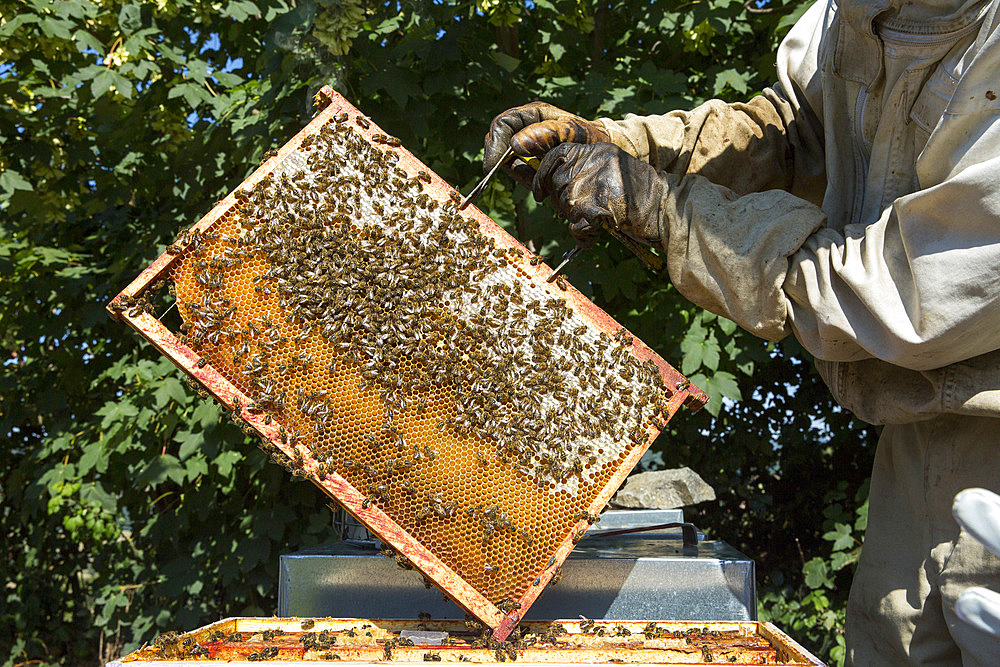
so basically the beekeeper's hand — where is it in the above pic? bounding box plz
[530,142,668,249]
[953,488,1000,637]
[483,102,613,189]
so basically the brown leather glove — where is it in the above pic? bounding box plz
[483,101,611,189]
[532,142,666,249]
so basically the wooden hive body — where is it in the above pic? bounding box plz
[113,617,825,666]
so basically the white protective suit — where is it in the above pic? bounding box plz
[595,0,1000,662]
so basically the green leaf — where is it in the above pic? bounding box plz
[222,1,261,21]
[803,558,831,589]
[702,334,721,371]
[681,340,703,375]
[0,169,34,193]
[167,82,210,109]
[823,523,855,551]
[78,442,106,475]
[39,17,73,40]
[717,317,737,336]
[490,51,521,73]
[138,455,185,486]
[830,551,855,571]
[714,68,749,95]
[175,430,203,461]
[680,322,720,375]
[81,482,118,514]
[185,456,209,480]
[154,377,187,410]
[777,1,812,33]
[192,400,221,428]
[213,71,244,88]
[118,4,144,34]
[709,371,742,401]
[0,14,38,38]
[214,450,242,477]
[91,70,115,99]
[372,15,403,34]
[362,66,422,109]
[111,71,133,99]
[855,500,869,531]
[99,400,139,429]
[235,536,271,571]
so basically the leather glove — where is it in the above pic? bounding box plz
[483,101,611,189]
[531,141,666,249]
[953,488,1000,638]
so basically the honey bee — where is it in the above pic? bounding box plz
[259,148,278,165]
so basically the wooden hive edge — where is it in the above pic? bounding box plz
[113,618,821,666]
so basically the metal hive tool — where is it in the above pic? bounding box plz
[107,86,708,640]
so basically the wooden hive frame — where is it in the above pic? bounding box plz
[107,86,708,640]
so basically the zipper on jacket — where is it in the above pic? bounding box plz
[853,84,873,161]
[850,85,872,224]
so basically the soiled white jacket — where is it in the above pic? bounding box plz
[600,0,1000,424]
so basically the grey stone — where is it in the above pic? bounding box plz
[610,467,716,509]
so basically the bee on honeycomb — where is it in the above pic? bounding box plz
[167,113,676,606]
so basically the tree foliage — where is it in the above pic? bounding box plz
[1,0,874,665]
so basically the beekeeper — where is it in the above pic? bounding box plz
[483,0,1000,663]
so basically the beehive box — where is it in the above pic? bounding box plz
[110,617,824,665]
[107,86,708,640]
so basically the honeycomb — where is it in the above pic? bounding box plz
[132,92,698,630]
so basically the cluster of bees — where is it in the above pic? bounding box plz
[150,632,209,659]
[147,621,570,663]
[142,619,761,664]
[167,111,676,603]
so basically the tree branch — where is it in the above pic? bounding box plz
[744,0,775,14]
